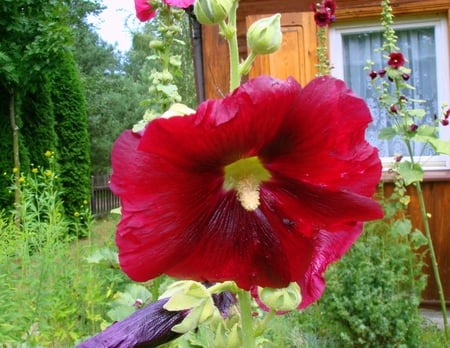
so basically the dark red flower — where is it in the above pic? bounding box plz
[311,0,336,26]
[408,124,418,132]
[378,69,386,77]
[111,76,382,303]
[402,73,410,81]
[134,0,156,22]
[390,104,399,113]
[314,10,332,27]
[441,119,449,126]
[323,0,336,15]
[134,0,195,22]
[369,70,377,79]
[388,52,405,69]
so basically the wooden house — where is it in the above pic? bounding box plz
[194,0,450,305]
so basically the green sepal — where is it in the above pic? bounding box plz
[160,281,216,334]
[257,282,302,312]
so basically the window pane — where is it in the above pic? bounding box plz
[342,27,437,157]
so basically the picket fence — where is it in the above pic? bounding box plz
[90,175,120,217]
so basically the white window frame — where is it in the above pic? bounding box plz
[329,16,450,172]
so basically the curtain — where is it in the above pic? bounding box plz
[342,27,437,157]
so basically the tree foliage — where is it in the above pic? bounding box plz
[0,0,98,221]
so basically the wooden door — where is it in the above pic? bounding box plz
[246,12,319,86]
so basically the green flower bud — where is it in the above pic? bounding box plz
[194,0,234,25]
[257,282,302,312]
[149,40,164,50]
[247,14,282,55]
[160,281,217,333]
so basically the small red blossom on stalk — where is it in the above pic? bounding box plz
[311,0,336,27]
[378,68,386,77]
[111,75,382,307]
[387,52,406,68]
[134,0,195,22]
[390,104,399,113]
[408,124,419,132]
[369,70,377,79]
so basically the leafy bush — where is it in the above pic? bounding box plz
[310,187,428,347]
[0,154,128,346]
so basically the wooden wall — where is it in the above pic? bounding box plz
[199,0,450,304]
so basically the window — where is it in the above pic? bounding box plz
[329,16,450,170]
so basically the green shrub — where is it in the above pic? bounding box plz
[313,189,428,347]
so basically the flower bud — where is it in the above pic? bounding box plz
[193,0,234,25]
[257,282,302,312]
[247,14,282,55]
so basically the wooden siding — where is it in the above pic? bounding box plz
[199,0,450,304]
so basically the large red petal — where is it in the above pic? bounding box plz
[297,224,362,308]
[261,76,382,197]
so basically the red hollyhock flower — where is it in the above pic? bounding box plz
[312,0,336,26]
[314,10,332,27]
[387,52,406,68]
[134,0,195,22]
[111,76,382,300]
[134,0,156,22]
[323,0,337,15]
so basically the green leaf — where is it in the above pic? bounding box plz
[410,229,428,249]
[378,127,397,140]
[416,124,436,137]
[397,161,423,186]
[413,133,450,155]
[406,108,426,120]
[391,219,412,237]
[427,138,450,155]
[86,247,119,268]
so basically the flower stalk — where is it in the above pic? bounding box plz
[414,180,449,339]
[237,290,255,348]
[224,0,240,91]
[372,0,449,340]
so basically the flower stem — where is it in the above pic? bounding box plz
[404,141,448,341]
[237,290,255,348]
[226,0,240,91]
[414,181,449,340]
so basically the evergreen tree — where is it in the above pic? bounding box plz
[51,51,91,218]
[21,76,57,166]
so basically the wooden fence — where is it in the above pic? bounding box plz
[90,175,120,217]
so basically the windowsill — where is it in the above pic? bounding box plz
[381,169,450,182]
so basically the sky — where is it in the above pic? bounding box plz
[88,0,139,52]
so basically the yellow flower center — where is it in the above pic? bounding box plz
[223,156,271,211]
